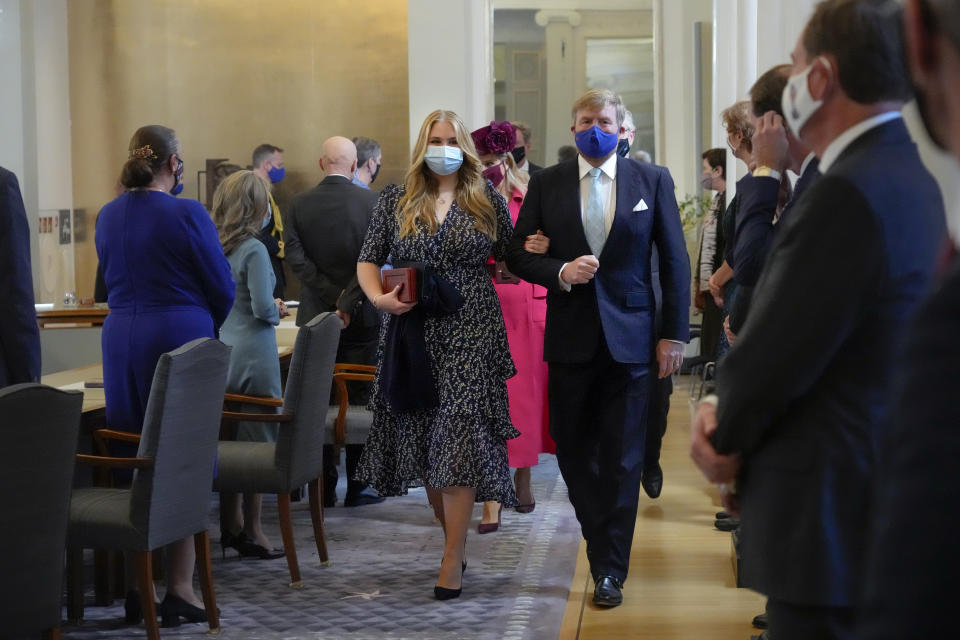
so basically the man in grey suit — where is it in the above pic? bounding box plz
[0,166,40,387]
[284,136,384,507]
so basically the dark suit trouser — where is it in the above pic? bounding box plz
[643,374,672,471]
[767,599,855,640]
[324,319,379,497]
[548,338,649,584]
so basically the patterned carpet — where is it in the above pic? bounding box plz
[62,455,580,639]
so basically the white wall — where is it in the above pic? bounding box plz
[656,0,713,198]
[408,0,493,151]
[0,0,75,302]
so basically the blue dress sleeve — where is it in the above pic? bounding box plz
[183,200,235,326]
[243,242,280,325]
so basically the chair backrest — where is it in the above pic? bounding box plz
[0,383,82,636]
[275,312,340,488]
[129,338,231,549]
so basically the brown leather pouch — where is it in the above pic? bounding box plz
[382,267,420,303]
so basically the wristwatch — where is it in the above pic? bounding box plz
[752,166,782,181]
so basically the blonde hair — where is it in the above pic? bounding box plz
[498,153,529,199]
[211,170,270,256]
[571,89,626,127]
[720,100,755,153]
[399,110,497,239]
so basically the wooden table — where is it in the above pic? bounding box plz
[36,303,110,328]
[41,346,294,424]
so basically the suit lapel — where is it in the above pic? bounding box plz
[602,156,638,259]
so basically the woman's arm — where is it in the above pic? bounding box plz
[358,262,415,315]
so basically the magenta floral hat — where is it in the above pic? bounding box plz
[471,121,517,156]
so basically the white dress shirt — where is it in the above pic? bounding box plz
[818,111,901,173]
[558,153,618,291]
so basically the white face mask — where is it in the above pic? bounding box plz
[782,57,831,139]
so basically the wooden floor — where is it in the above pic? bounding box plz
[558,376,765,639]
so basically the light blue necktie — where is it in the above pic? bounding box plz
[584,167,606,255]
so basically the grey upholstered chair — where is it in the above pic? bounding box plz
[67,338,230,640]
[215,312,340,587]
[326,363,376,449]
[0,384,83,640]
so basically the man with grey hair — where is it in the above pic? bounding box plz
[860,0,960,637]
[351,136,382,190]
[616,109,637,157]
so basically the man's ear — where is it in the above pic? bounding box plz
[319,158,326,173]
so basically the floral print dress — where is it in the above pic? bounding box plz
[355,182,520,506]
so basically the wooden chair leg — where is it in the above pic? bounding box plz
[307,478,330,565]
[276,493,302,588]
[41,627,61,640]
[133,551,159,640]
[193,531,220,632]
[66,547,84,623]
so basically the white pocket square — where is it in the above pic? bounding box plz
[633,199,649,212]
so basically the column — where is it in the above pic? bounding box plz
[407,0,493,151]
[535,9,580,166]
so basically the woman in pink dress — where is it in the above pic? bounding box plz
[471,121,555,533]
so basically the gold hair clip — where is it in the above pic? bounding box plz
[130,145,158,160]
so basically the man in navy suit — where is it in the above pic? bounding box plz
[859,0,960,636]
[690,2,946,638]
[0,166,40,387]
[507,89,690,608]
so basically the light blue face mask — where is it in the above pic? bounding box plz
[424,145,463,176]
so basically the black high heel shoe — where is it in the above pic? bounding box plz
[234,538,285,560]
[222,531,284,560]
[220,530,244,560]
[159,594,210,628]
[434,585,462,600]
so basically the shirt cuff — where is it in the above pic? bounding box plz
[700,394,719,408]
[663,339,684,345]
[558,263,571,292]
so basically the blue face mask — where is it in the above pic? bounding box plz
[424,145,463,176]
[261,211,272,229]
[575,125,619,159]
[267,166,285,183]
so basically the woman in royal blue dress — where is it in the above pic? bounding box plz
[96,125,235,626]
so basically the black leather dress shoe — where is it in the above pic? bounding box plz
[642,464,663,499]
[592,576,623,607]
[714,516,740,532]
[344,486,385,507]
[752,612,768,629]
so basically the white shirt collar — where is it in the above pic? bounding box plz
[578,153,618,181]
[818,111,901,173]
[518,158,530,172]
[799,151,817,177]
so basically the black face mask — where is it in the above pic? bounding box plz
[370,162,381,184]
[511,146,526,164]
[913,0,949,151]
[914,84,949,151]
[616,138,631,158]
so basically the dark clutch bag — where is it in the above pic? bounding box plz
[382,267,421,303]
[486,261,520,285]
